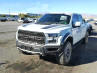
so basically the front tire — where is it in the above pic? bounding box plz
[57,41,72,65]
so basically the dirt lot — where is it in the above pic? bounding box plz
[0,21,97,73]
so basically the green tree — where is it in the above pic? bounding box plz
[0,14,6,17]
[18,13,42,18]
[10,15,15,17]
[19,13,26,18]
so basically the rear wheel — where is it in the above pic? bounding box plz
[57,41,72,65]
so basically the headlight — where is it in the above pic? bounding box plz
[47,33,59,43]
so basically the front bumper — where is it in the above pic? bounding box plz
[16,41,61,55]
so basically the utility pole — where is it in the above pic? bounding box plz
[9,9,10,15]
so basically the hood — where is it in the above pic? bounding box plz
[18,23,70,33]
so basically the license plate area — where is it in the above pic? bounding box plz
[19,45,34,51]
[17,41,43,51]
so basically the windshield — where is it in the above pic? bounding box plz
[36,14,71,25]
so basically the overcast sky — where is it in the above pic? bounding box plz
[0,0,97,14]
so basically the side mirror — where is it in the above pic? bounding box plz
[74,22,81,27]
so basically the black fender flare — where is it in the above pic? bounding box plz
[61,32,73,46]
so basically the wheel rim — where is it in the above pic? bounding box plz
[64,42,72,63]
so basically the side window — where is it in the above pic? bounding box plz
[78,15,83,24]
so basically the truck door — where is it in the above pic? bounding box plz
[72,14,81,44]
[78,15,86,39]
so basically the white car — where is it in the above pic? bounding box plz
[95,21,97,25]
[17,18,24,23]
[16,13,88,65]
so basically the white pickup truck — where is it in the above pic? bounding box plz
[16,13,88,65]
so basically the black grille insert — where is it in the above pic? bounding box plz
[18,30,45,44]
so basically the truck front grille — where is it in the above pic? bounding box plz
[18,30,45,45]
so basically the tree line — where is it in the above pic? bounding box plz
[0,14,42,18]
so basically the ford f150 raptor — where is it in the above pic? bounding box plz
[16,13,88,65]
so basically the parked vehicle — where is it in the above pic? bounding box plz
[32,18,37,23]
[86,19,94,23]
[0,17,7,22]
[95,21,97,25]
[16,13,89,65]
[17,18,24,23]
[23,18,33,23]
[7,17,17,21]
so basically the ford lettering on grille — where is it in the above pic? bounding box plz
[18,30,45,45]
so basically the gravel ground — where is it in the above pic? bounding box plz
[0,21,97,73]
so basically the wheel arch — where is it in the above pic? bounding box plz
[65,36,73,45]
[61,33,73,46]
